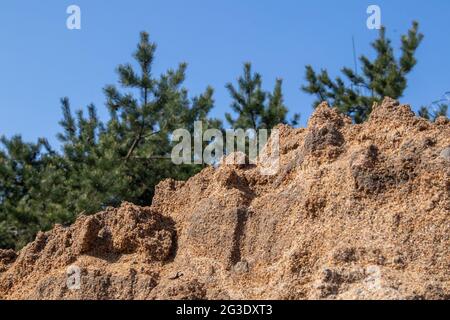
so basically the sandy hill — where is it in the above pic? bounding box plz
[0,98,449,300]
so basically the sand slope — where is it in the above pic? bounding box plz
[1,98,449,300]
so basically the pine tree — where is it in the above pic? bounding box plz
[302,22,423,123]
[0,136,56,249]
[58,32,221,208]
[264,79,300,128]
[0,32,221,250]
[226,63,299,130]
[418,103,448,121]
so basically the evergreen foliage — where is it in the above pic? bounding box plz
[1,25,445,250]
[226,63,299,130]
[302,22,424,123]
[418,103,448,121]
[0,32,221,249]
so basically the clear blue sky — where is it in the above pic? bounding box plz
[1,0,449,147]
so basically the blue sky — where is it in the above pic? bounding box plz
[0,0,449,147]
